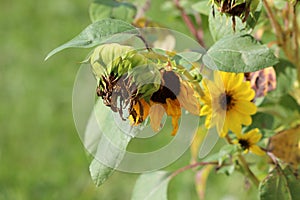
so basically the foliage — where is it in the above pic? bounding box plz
[46,0,300,199]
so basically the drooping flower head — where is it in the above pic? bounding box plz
[200,71,257,137]
[233,128,265,156]
[90,43,201,136]
[147,68,201,135]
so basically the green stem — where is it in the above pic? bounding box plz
[225,136,260,187]
[237,155,260,187]
[176,64,205,97]
[169,161,218,179]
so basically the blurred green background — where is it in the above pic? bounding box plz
[0,0,258,199]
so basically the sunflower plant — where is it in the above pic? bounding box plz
[46,0,300,199]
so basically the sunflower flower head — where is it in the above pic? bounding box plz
[91,44,201,136]
[200,71,257,137]
[133,68,201,135]
[233,128,265,156]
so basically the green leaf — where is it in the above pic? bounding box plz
[173,51,204,70]
[45,19,138,60]
[270,59,297,97]
[260,94,300,127]
[87,100,132,186]
[282,167,300,199]
[208,8,247,42]
[218,144,237,165]
[245,112,275,136]
[89,0,136,23]
[89,158,115,187]
[192,1,211,16]
[208,2,261,41]
[202,34,278,72]
[259,166,300,200]
[131,171,171,200]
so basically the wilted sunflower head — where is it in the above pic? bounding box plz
[90,44,201,136]
[90,43,161,119]
[211,0,259,30]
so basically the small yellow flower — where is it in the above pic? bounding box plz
[200,71,257,137]
[233,128,265,156]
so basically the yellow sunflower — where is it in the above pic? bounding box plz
[200,71,257,137]
[129,70,201,136]
[233,128,265,156]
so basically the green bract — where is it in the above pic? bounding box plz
[89,43,161,99]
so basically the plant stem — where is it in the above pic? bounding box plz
[292,3,300,84]
[262,0,284,47]
[170,161,218,179]
[237,155,260,187]
[225,136,260,187]
[173,0,206,47]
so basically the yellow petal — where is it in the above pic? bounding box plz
[171,115,180,136]
[246,128,262,143]
[215,71,226,89]
[140,99,150,119]
[234,100,257,115]
[227,73,244,91]
[205,114,212,129]
[232,88,255,101]
[200,105,210,116]
[177,81,200,115]
[239,114,252,125]
[226,111,242,134]
[206,81,223,97]
[165,99,181,116]
[164,99,181,135]
[149,103,165,132]
[250,145,265,156]
[233,83,255,101]
[220,118,229,137]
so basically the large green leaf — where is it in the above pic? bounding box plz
[208,8,247,42]
[89,0,136,23]
[87,100,132,186]
[192,0,211,16]
[45,19,138,60]
[270,59,297,97]
[259,166,300,200]
[208,2,261,42]
[131,171,171,200]
[202,34,278,72]
[89,158,115,187]
[260,94,300,128]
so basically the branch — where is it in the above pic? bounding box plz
[170,161,218,179]
[134,0,151,22]
[173,0,206,47]
[293,3,299,63]
[262,0,285,46]
[225,136,260,187]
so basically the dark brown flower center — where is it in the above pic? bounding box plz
[150,70,180,104]
[239,139,250,150]
[219,92,234,111]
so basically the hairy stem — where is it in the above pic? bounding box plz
[225,136,260,187]
[237,155,260,187]
[173,0,206,47]
[262,0,284,46]
[292,3,300,83]
[170,161,218,179]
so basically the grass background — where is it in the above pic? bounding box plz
[0,0,258,199]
